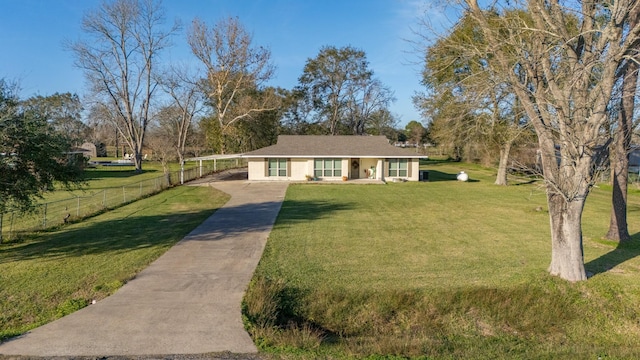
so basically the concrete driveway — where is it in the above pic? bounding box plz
[0,179,288,357]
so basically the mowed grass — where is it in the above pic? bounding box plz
[40,161,183,202]
[245,161,640,359]
[0,184,229,340]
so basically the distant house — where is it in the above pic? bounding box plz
[69,143,97,159]
[242,135,424,181]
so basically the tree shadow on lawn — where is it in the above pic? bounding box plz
[82,168,159,180]
[0,210,213,263]
[184,199,353,241]
[424,169,480,182]
[585,232,640,277]
[275,199,353,225]
[1,199,350,263]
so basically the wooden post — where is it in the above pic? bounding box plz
[180,161,184,185]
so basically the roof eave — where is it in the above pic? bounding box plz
[241,154,425,159]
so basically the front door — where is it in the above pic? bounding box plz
[351,158,360,179]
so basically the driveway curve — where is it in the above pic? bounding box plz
[0,179,288,357]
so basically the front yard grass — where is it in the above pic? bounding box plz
[4,158,640,358]
[0,185,229,341]
[245,161,640,359]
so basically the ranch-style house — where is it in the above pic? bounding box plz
[242,135,424,182]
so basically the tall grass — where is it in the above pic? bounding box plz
[245,161,640,359]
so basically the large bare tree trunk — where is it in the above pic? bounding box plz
[536,135,592,282]
[133,151,143,173]
[547,193,587,281]
[607,159,630,241]
[606,7,638,241]
[495,142,511,186]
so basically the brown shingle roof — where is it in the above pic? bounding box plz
[243,135,422,158]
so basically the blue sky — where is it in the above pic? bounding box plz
[0,0,454,127]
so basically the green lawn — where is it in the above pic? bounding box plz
[41,161,184,202]
[245,161,640,359]
[2,160,236,238]
[4,159,640,357]
[0,185,229,340]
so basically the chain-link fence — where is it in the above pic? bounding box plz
[0,158,246,241]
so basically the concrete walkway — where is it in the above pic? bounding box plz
[0,179,289,357]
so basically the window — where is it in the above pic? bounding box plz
[388,159,408,177]
[314,158,342,178]
[268,158,287,177]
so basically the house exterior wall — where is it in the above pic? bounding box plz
[410,159,419,180]
[247,158,313,181]
[247,159,267,180]
[290,158,310,180]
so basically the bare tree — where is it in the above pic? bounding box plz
[157,65,203,165]
[187,17,278,154]
[69,0,178,172]
[87,102,126,157]
[344,78,395,135]
[463,0,640,281]
[606,7,640,242]
[145,123,175,185]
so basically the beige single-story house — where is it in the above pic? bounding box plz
[242,135,424,181]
